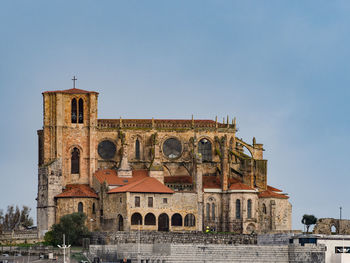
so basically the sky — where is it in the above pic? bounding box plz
[0,0,349,230]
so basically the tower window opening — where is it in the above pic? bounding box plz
[78,98,84,123]
[71,98,77,123]
[71,147,80,174]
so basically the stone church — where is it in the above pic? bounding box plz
[36,86,292,237]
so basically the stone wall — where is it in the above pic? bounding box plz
[313,218,350,235]
[91,231,257,245]
[0,230,40,245]
[89,243,325,263]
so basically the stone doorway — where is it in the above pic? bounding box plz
[118,214,124,231]
[158,213,169,231]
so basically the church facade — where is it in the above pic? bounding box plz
[36,87,292,237]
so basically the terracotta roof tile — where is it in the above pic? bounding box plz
[43,88,98,94]
[164,176,193,184]
[55,184,98,198]
[229,182,255,191]
[203,176,221,189]
[258,190,289,199]
[267,185,282,192]
[94,169,148,185]
[108,177,174,194]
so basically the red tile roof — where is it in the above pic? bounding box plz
[229,182,255,191]
[203,176,221,189]
[108,177,174,194]
[43,88,98,94]
[94,169,148,185]
[164,176,193,184]
[55,184,98,198]
[258,190,289,199]
[267,185,282,192]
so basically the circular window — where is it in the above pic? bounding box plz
[163,138,182,159]
[98,140,116,159]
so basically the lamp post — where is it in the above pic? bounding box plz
[58,234,71,263]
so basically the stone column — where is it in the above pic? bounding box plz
[196,156,203,231]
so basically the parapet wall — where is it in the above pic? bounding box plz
[91,231,257,245]
[0,230,40,245]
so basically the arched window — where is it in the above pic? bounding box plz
[145,213,156,225]
[236,199,241,219]
[198,138,212,162]
[247,199,252,219]
[117,214,124,231]
[131,213,142,225]
[78,202,83,213]
[71,98,77,123]
[135,138,140,160]
[184,214,196,227]
[211,203,216,220]
[78,98,84,123]
[171,213,183,226]
[206,203,210,220]
[71,147,80,174]
[92,203,96,214]
[262,203,267,214]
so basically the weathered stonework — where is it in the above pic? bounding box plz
[37,87,292,236]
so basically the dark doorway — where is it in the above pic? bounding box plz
[118,214,124,231]
[158,213,169,231]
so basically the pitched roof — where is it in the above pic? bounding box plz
[258,190,289,199]
[229,182,255,191]
[164,176,193,184]
[108,177,174,194]
[267,185,282,192]
[43,88,98,94]
[55,184,98,198]
[203,176,221,189]
[94,169,148,185]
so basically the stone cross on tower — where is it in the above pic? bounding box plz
[72,76,77,89]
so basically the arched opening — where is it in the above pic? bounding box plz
[171,213,183,226]
[211,203,216,220]
[242,146,252,158]
[262,203,267,214]
[206,203,210,220]
[236,199,241,219]
[331,225,337,234]
[92,203,96,214]
[145,213,156,225]
[78,98,84,123]
[198,138,212,162]
[117,214,124,231]
[184,214,196,227]
[246,223,256,233]
[78,202,83,213]
[247,199,252,219]
[135,139,140,160]
[71,98,77,123]
[71,147,80,174]
[158,213,169,231]
[131,213,142,225]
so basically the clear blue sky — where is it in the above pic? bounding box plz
[0,0,349,230]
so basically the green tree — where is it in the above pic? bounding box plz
[44,212,90,246]
[301,214,317,233]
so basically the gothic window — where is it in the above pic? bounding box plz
[98,140,116,159]
[71,98,77,123]
[236,199,241,219]
[163,138,182,159]
[184,214,196,227]
[71,147,80,174]
[247,199,252,219]
[206,203,210,220]
[148,197,153,208]
[78,202,83,213]
[131,213,142,225]
[135,138,140,159]
[262,203,267,214]
[211,203,216,220]
[78,98,84,123]
[171,213,183,226]
[145,213,156,225]
[198,138,212,162]
[92,203,96,214]
[135,196,140,207]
